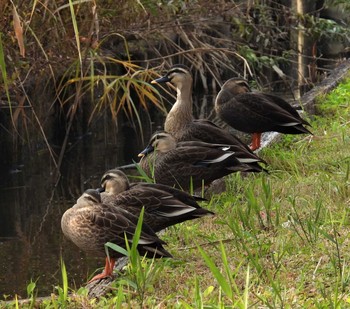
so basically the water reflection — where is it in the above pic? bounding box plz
[0,108,156,298]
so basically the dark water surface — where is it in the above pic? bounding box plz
[0,112,156,298]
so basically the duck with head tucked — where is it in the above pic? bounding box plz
[214,78,312,150]
[138,132,265,191]
[61,189,172,282]
[151,64,266,167]
[99,169,214,232]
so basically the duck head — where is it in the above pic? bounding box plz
[100,169,130,195]
[138,132,177,158]
[76,189,102,207]
[151,64,192,89]
[221,78,251,95]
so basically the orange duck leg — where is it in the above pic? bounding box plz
[88,257,116,282]
[250,133,262,151]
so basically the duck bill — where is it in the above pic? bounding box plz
[138,144,154,157]
[96,187,105,193]
[151,75,170,84]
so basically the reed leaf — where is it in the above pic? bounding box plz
[0,32,12,116]
[68,0,82,67]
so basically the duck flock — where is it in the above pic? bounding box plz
[61,64,312,282]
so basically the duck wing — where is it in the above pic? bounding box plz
[131,182,207,206]
[262,93,311,126]
[91,204,172,258]
[109,184,213,231]
[153,144,255,189]
[183,119,266,164]
[220,93,311,134]
[62,203,171,258]
[114,186,198,217]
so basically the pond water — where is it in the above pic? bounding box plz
[0,108,158,298]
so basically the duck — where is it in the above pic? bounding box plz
[151,64,266,167]
[138,132,264,191]
[61,189,172,282]
[99,169,214,232]
[214,78,313,150]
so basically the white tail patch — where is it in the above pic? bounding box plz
[236,158,260,163]
[160,195,173,200]
[280,122,299,126]
[157,205,196,217]
[137,238,155,245]
[201,153,233,164]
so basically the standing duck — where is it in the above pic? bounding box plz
[214,78,312,150]
[61,189,172,282]
[138,132,264,191]
[99,169,213,232]
[151,64,266,167]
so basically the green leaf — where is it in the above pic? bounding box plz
[198,245,232,299]
[26,281,36,297]
[105,242,129,257]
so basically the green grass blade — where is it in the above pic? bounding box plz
[133,161,155,183]
[194,277,203,309]
[198,245,232,299]
[60,257,68,302]
[68,0,82,67]
[115,284,125,308]
[243,265,250,309]
[131,207,144,255]
[0,33,12,115]
[105,242,129,257]
[15,295,19,309]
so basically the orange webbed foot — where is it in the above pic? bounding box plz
[88,257,116,283]
[250,133,262,151]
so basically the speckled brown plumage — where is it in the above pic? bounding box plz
[99,169,213,231]
[61,189,171,281]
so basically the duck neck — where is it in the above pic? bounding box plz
[165,82,194,134]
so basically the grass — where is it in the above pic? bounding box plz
[2,78,350,307]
